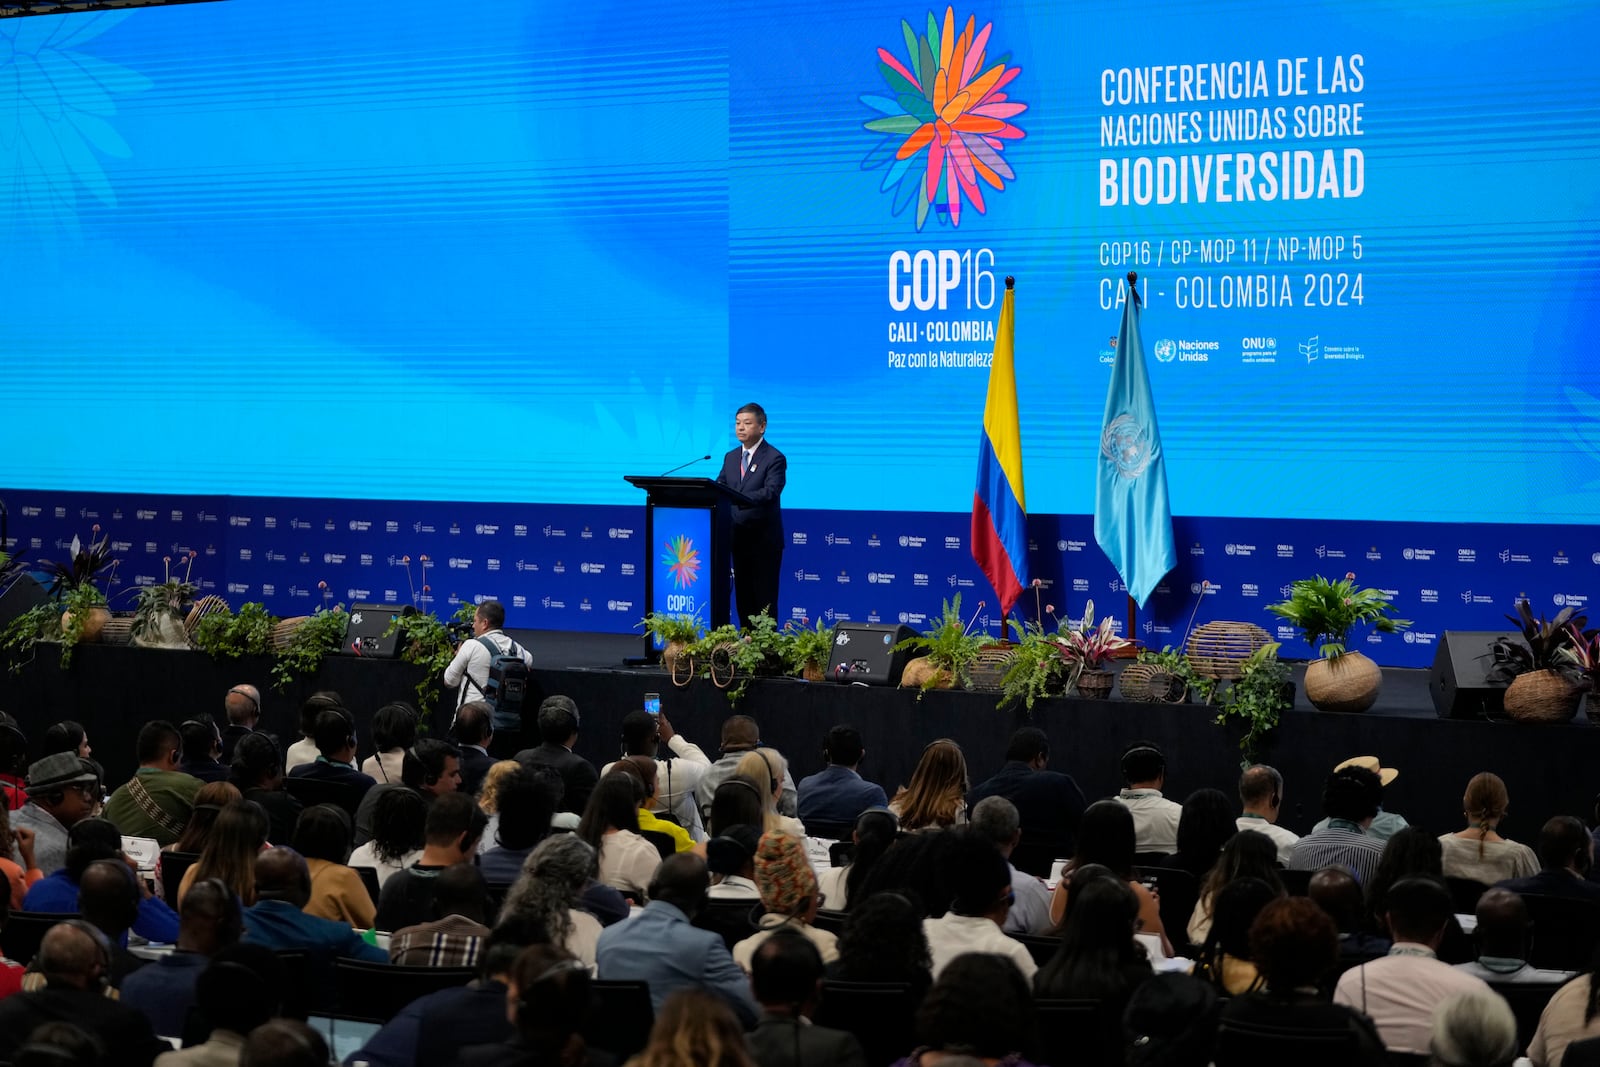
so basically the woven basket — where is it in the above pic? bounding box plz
[270,616,308,651]
[1303,651,1382,713]
[185,595,230,635]
[1503,669,1583,724]
[1120,663,1187,703]
[100,616,135,646]
[1187,621,1272,680]
[900,657,953,689]
[969,643,1014,692]
[665,644,695,688]
[706,641,740,689]
[1076,669,1115,700]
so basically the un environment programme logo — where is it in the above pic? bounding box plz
[1101,414,1156,480]
[860,7,1028,230]
[1153,339,1176,364]
[660,536,701,591]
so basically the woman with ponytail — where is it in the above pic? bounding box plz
[1438,772,1538,884]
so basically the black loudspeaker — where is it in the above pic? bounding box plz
[337,603,405,658]
[825,623,919,685]
[1429,631,1515,719]
[0,575,49,629]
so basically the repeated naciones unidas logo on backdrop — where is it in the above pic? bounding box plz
[861,7,1028,230]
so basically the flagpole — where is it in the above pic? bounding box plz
[1123,271,1140,655]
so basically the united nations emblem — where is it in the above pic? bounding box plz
[1101,414,1154,479]
[1154,339,1176,363]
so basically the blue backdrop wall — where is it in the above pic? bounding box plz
[2,0,1597,667]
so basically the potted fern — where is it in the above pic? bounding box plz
[639,612,704,678]
[781,617,835,681]
[1267,572,1410,713]
[894,594,986,691]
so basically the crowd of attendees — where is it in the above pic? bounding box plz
[4,673,1600,1067]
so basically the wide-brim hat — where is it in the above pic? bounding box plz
[25,752,99,796]
[1333,755,1398,787]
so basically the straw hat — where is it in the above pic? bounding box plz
[1333,755,1398,787]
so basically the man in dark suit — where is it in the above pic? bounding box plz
[287,708,377,798]
[1496,815,1600,902]
[451,702,497,796]
[967,727,1088,873]
[796,725,888,827]
[746,929,867,1067]
[716,401,787,626]
[513,696,597,815]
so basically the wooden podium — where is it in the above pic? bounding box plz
[623,475,753,662]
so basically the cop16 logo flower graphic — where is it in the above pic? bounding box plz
[660,535,701,590]
[861,7,1027,230]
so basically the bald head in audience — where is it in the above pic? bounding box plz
[36,923,109,990]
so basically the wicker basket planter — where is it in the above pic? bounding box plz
[900,658,953,689]
[969,643,1014,692]
[185,595,230,636]
[99,616,135,646]
[1303,651,1382,713]
[1186,621,1272,680]
[1076,669,1115,700]
[1503,669,1583,724]
[1119,663,1187,703]
[270,616,309,651]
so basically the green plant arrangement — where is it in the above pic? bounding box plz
[191,602,278,660]
[41,527,119,597]
[383,603,478,713]
[997,624,1080,712]
[1213,642,1293,766]
[272,604,349,690]
[56,584,109,669]
[1560,621,1600,691]
[781,617,836,680]
[894,594,987,691]
[1488,601,1586,686]
[1266,572,1412,658]
[0,603,60,673]
[131,552,199,646]
[639,612,706,648]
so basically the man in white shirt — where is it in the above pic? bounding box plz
[921,831,1038,981]
[442,601,533,751]
[1235,763,1300,865]
[1334,876,1490,1054]
[602,710,712,841]
[1114,740,1183,856]
[969,796,1053,936]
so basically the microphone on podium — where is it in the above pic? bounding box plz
[659,454,712,477]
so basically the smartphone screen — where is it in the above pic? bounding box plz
[643,692,661,716]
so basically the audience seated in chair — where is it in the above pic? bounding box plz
[228,733,301,847]
[1048,800,1173,957]
[796,724,890,829]
[176,801,268,909]
[1429,988,1521,1067]
[1191,877,1278,995]
[12,751,102,879]
[920,828,1037,981]
[361,702,419,788]
[626,988,751,1067]
[1215,896,1385,1066]
[824,890,932,1000]
[376,792,487,933]
[897,952,1041,1067]
[813,809,896,913]
[1235,764,1300,865]
[1308,866,1391,960]
[178,719,229,785]
[0,922,170,1067]
[969,796,1054,936]
[103,721,202,848]
[76,859,149,987]
[513,696,599,818]
[153,943,283,1067]
[389,862,492,967]
[119,877,242,1038]
[1189,829,1282,946]
[285,709,377,796]
[578,771,662,900]
[1115,739,1184,856]
[1440,773,1540,885]
[501,833,604,969]
[731,830,837,971]
[706,824,762,903]
[1333,876,1491,1054]
[594,852,758,1027]
[1496,815,1600,903]
[348,913,546,1067]
[1288,764,1388,886]
[289,803,374,930]
[453,942,603,1067]
[347,786,426,889]
[1456,887,1576,984]
[24,817,179,945]
[746,929,867,1067]
[1166,788,1237,882]
[888,739,969,833]
[240,847,386,965]
[1034,869,1151,1025]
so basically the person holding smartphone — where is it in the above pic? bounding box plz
[601,704,712,842]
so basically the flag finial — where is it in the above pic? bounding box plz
[1126,270,1140,307]
[1004,275,1015,290]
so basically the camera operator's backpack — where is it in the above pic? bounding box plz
[475,635,530,729]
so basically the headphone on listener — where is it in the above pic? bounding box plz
[54,919,113,993]
[226,686,260,718]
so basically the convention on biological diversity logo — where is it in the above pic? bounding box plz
[860,7,1028,230]
[660,535,701,590]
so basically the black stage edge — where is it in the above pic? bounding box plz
[0,630,1595,843]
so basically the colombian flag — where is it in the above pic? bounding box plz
[971,278,1028,616]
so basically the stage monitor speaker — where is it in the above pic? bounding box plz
[0,575,49,630]
[1429,630,1514,719]
[826,623,918,686]
[337,602,407,658]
